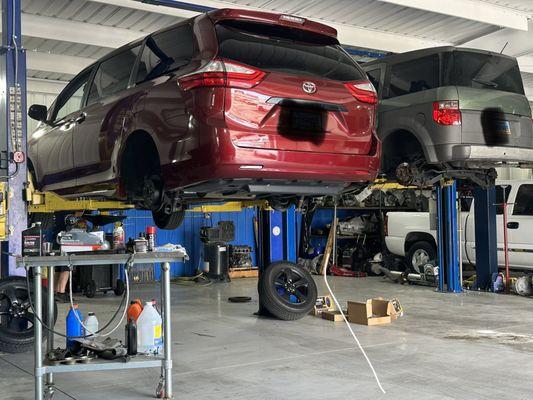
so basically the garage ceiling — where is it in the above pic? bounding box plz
[19,0,533,102]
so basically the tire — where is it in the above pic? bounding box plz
[0,276,57,353]
[258,261,317,321]
[152,208,185,230]
[85,280,97,298]
[114,279,125,296]
[406,241,436,274]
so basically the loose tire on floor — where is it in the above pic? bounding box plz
[258,261,317,321]
[0,276,57,353]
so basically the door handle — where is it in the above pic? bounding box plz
[507,221,519,229]
[75,112,86,124]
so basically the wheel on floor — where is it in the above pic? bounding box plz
[258,261,317,321]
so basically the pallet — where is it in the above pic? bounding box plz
[229,268,259,279]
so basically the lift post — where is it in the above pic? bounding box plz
[472,185,498,291]
[435,179,462,292]
[1,0,27,276]
[257,206,297,270]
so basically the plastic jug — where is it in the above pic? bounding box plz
[66,305,83,349]
[137,301,162,355]
[127,299,143,322]
[83,312,99,337]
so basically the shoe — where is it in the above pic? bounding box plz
[55,292,72,303]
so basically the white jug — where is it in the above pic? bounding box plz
[84,312,99,337]
[136,301,162,355]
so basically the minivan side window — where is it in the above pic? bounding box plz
[513,184,533,215]
[53,68,93,122]
[136,25,194,83]
[366,69,381,95]
[386,54,439,99]
[87,45,141,104]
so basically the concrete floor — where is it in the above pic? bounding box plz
[1,276,533,400]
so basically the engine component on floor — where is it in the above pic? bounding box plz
[514,275,533,296]
[374,262,439,286]
[229,245,253,269]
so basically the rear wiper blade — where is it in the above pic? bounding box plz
[472,78,498,88]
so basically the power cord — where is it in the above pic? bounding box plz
[23,254,132,339]
[68,253,132,337]
[322,199,386,394]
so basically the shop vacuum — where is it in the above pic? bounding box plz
[200,221,235,282]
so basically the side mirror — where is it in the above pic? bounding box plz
[28,104,48,122]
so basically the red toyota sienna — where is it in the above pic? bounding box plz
[28,9,380,229]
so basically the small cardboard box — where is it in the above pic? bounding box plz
[321,310,347,322]
[347,298,393,326]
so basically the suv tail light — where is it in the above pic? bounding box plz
[433,100,461,126]
[344,81,378,104]
[178,59,266,91]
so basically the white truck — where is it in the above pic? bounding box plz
[385,180,533,273]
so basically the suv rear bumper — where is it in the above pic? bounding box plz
[433,144,533,166]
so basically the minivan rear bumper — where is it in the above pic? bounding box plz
[162,136,380,195]
[434,144,533,166]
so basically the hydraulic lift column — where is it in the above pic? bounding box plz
[0,0,27,276]
[435,180,462,292]
[473,185,498,290]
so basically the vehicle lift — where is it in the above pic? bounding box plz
[433,178,498,292]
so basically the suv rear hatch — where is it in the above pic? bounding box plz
[446,50,533,147]
[209,17,377,156]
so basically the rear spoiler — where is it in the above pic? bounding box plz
[208,8,338,39]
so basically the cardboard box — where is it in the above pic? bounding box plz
[347,299,393,326]
[321,310,347,322]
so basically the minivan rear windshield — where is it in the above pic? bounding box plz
[215,20,365,82]
[446,51,524,95]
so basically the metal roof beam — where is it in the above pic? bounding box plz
[26,51,94,76]
[27,78,67,95]
[162,0,449,52]
[87,0,199,19]
[460,20,533,57]
[22,13,145,49]
[377,0,529,31]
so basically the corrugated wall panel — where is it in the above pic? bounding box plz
[116,208,258,279]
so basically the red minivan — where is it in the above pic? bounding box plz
[28,9,380,229]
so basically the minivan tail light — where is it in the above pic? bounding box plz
[344,81,378,104]
[433,100,461,126]
[178,59,266,90]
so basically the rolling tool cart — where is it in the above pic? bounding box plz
[17,251,185,400]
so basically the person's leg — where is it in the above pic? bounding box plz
[54,271,61,293]
[56,271,69,293]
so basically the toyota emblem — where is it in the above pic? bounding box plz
[302,81,317,94]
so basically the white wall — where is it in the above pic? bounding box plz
[26,78,66,134]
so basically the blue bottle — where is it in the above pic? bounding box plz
[66,305,83,349]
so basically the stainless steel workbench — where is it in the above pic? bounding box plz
[17,252,186,400]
